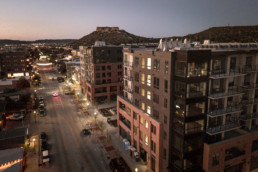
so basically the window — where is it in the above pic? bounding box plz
[141,58,145,68]
[135,86,139,94]
[163,149,166,160]
[147,75,151,86]
[147,91,151,100]
[164,98,167,108]
[135,72,139,82]
[151,124,156,135]
[135,57,139,67]
[145,120,148,128]
[141,88,145,97]
[153,59,160,71]
[145,135,148,146]
[154,77,159,89]
[140,131,143,140]
[102,66,106,70]
[164,115,167,124]
[147,106,151,115]
[164,131,167,140]
[140,116,143,124]
[96,66,100,71]
[164,80,168,92]
[118,65,122,69]
[153,94,159,104]
[147,58,151,69]
[107,65,111,70]
[118,71,122,75]
[96,73,100,78]
[153,109,159,120]
[133,125,137,135]
[135,99,139,107]
[151,140,156,153]
[141,103,145,110]
[141,74,145,84]
[133,112,137,120]
[212,153,219,166]
[102,73,106,77]
[165,60,169,74]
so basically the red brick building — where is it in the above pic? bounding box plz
[79,43,123,104]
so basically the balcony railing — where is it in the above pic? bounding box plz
[209,87,243,99]
[210,68,244,79]
[187,69,208,78]
[242,65,258,73]
[206,123,241,135]
[225,148,245,161]
[239,113,258,121]
[241,83,258,90]
[124,61,133,67]
[124,87,133,94]
[208,106,242,117]
[187,90,205,98]
[119,116,131,130]
[124,75,133,81]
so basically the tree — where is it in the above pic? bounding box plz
[16,77,30,90]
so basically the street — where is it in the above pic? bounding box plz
[28,69,109,172]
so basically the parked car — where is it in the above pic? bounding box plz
[40,110,46,117]
[82,129,91,135]
[7,112,25,120]
[40,132,47,140]
[39,101,45,107]
[39,97,44,101]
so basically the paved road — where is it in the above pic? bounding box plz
[30,69,109,172]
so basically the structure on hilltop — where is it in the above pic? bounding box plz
[96,27,119,32]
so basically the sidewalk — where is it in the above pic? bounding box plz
[81,100,149,172]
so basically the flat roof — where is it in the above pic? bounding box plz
[0,147,24,166]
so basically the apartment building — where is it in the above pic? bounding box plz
[79,42,123,104]
[202,43,258,172]
[117,40,258,172]
[0,49,31,79]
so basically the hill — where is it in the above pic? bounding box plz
[184,26,258,43]
[70,27,165,48]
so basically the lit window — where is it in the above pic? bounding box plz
[147,106,151,115]
[140,116,143,124]
[141,88,145,97]
[145,120,148,128]
[147,91,151,100]
[141,102,145,110]
[141,58,145,68]
[147,75,151,86]
[145,135,148,146]
[147,58,151,69]
[141,73,145,84]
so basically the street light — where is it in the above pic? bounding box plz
[34,110,36,123]
[32,138,36,154]
[135,168,138,172]
[94,112,97,124]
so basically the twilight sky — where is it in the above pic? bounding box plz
[0,0,257,41]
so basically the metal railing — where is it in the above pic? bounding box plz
[206,123,240,135]
[239,113,258,121]
[187,69,208,78]
[242,65,258,73]
[124,75,133,81]
[241,83,258,89]
[210,68,244,78]
[124,61,133,67]
[209,86,243,99]
[208,106,242,117]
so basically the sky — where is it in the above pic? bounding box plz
[0,0,257,41]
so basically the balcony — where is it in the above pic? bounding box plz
[206,123,241,135]
[124,87,133,94]
[187,69,208,78]
[239,113,258,121]
[208,106,242,117]
[241,83,258,90]
[242,65,258,73]
[124,61,133,68]
[210,68,245,79]
[119,115,131,130]
[124,75,133,81]
[187,90,205,99]
[209,87,243,99]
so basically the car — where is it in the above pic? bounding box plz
[82,129,91,135]
[7,112,25,120]
[39,100,44,104]
[39,101,45,106]
[52,92,58,97]
[41,140,48,150]
[40,110,46,117]
[40,132,47,140]
[39,97,44,101]
[39,104,44,109]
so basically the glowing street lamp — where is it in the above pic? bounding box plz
[32,138,36,154]
[135,168,138,172]
[34,110,36,123]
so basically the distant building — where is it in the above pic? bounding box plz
[117,40,258,172]
[0,48,32,78]
[96,26,119,32]
[79,42,123,104]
